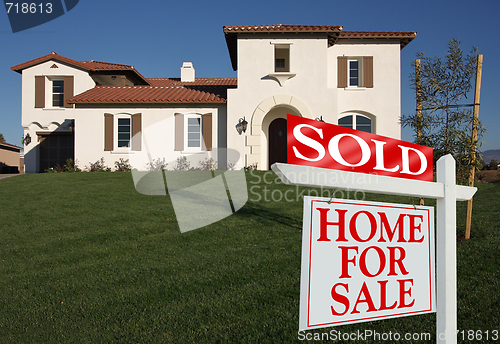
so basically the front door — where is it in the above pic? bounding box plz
[268,118,287,168]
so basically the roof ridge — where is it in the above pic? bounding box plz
[81,60,134,68]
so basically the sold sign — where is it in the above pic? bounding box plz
[287,114,433,182]
[3,0,79,33]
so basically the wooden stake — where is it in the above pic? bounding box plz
[416,59,425,206]
[465,54,483,240]
[415,59,423,145]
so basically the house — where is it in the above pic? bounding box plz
[11,25,416,173]
[0,141,22,174]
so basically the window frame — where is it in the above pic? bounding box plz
[114,114,132,151]
[347,58,363,88]
[51,79,65,107]
[274,43,290,73]
[184,113,203,152]
[338,114,373,133]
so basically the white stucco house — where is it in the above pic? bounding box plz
[11,24,415,173]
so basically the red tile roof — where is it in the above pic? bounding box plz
[0,142,22,150]
[80,60,135,70]
[68,85,231,104]
[11,52,89,72]
[223,24,343,33]
[339,31,417,49]
[146,78,237,87]
[11,52,150,84]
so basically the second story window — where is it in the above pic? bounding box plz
[52,80,64,107]
[274,45,290,72]
[338,56,373,88]
[349,60,360,87]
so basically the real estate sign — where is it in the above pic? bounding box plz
[287,114,433,182]
[299,196,435,330]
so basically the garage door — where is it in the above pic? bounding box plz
[38,133,74,172]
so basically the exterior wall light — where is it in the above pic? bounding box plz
[69,120,75,133]
[24,133,31,146]
[236,117,248,135]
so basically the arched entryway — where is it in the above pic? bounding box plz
[268,118,287,168]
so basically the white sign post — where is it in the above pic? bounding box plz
[272,154,477,344]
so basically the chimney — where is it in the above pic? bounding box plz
[180,62,195,82]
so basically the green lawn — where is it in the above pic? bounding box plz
[0,171,499,343]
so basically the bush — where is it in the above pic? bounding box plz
[244,162,258,171]
[114,158,131,172]
[199,158,217,171]
[64,158,81,172]
[86,158,111,172]
[146,158,167,171]
[173,156,190,171]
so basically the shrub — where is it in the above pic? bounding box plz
[86,158,111,172]
[64,158,81,172]
[114,158,131,172]
[199,158,217,171]
[146,158,167,171]
[173,156,190,171]
[244,162,258,171]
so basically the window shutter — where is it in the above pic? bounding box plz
[35,76,45,108]
[63,76,74,108]
[132,113,142,151]
[363,56,373,88]
[337,56,348,88]
[104,113,114,151]
[202,113,212,151]
[174,113,184,151]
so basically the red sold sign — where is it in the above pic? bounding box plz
[287,114,433,182]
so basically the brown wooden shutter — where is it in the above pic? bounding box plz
[132,113,142,151]
[35,76,45,108]
[337,56,348,88]
[202,113,212,151]
[363,56,373,88]
[174,113,184,151]
[104,113,113,151]
[63,76,74,108]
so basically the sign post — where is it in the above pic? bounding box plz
[272,154,476,344]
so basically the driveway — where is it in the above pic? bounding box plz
[0,174,23,180]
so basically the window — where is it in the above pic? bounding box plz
[35,75,74,108]
[274,44,290,72]
[104,113,141,152]
[187,117,201,148]
[348,59,360,87]
[52,80,64,107]
[338,115,372,133]
[338,56,373,88]
[174,113,212,152]
[117,118,131,148]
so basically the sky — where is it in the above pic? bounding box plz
[1,0,499,152]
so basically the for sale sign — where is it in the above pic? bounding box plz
[299,196,435,330]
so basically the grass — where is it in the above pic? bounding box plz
[0,171,499,343]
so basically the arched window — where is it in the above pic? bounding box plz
[338,115,372,133]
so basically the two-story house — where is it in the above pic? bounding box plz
[11,25,415,173]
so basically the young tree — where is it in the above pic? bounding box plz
[0,133,5,142]
[402,38,484,182]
